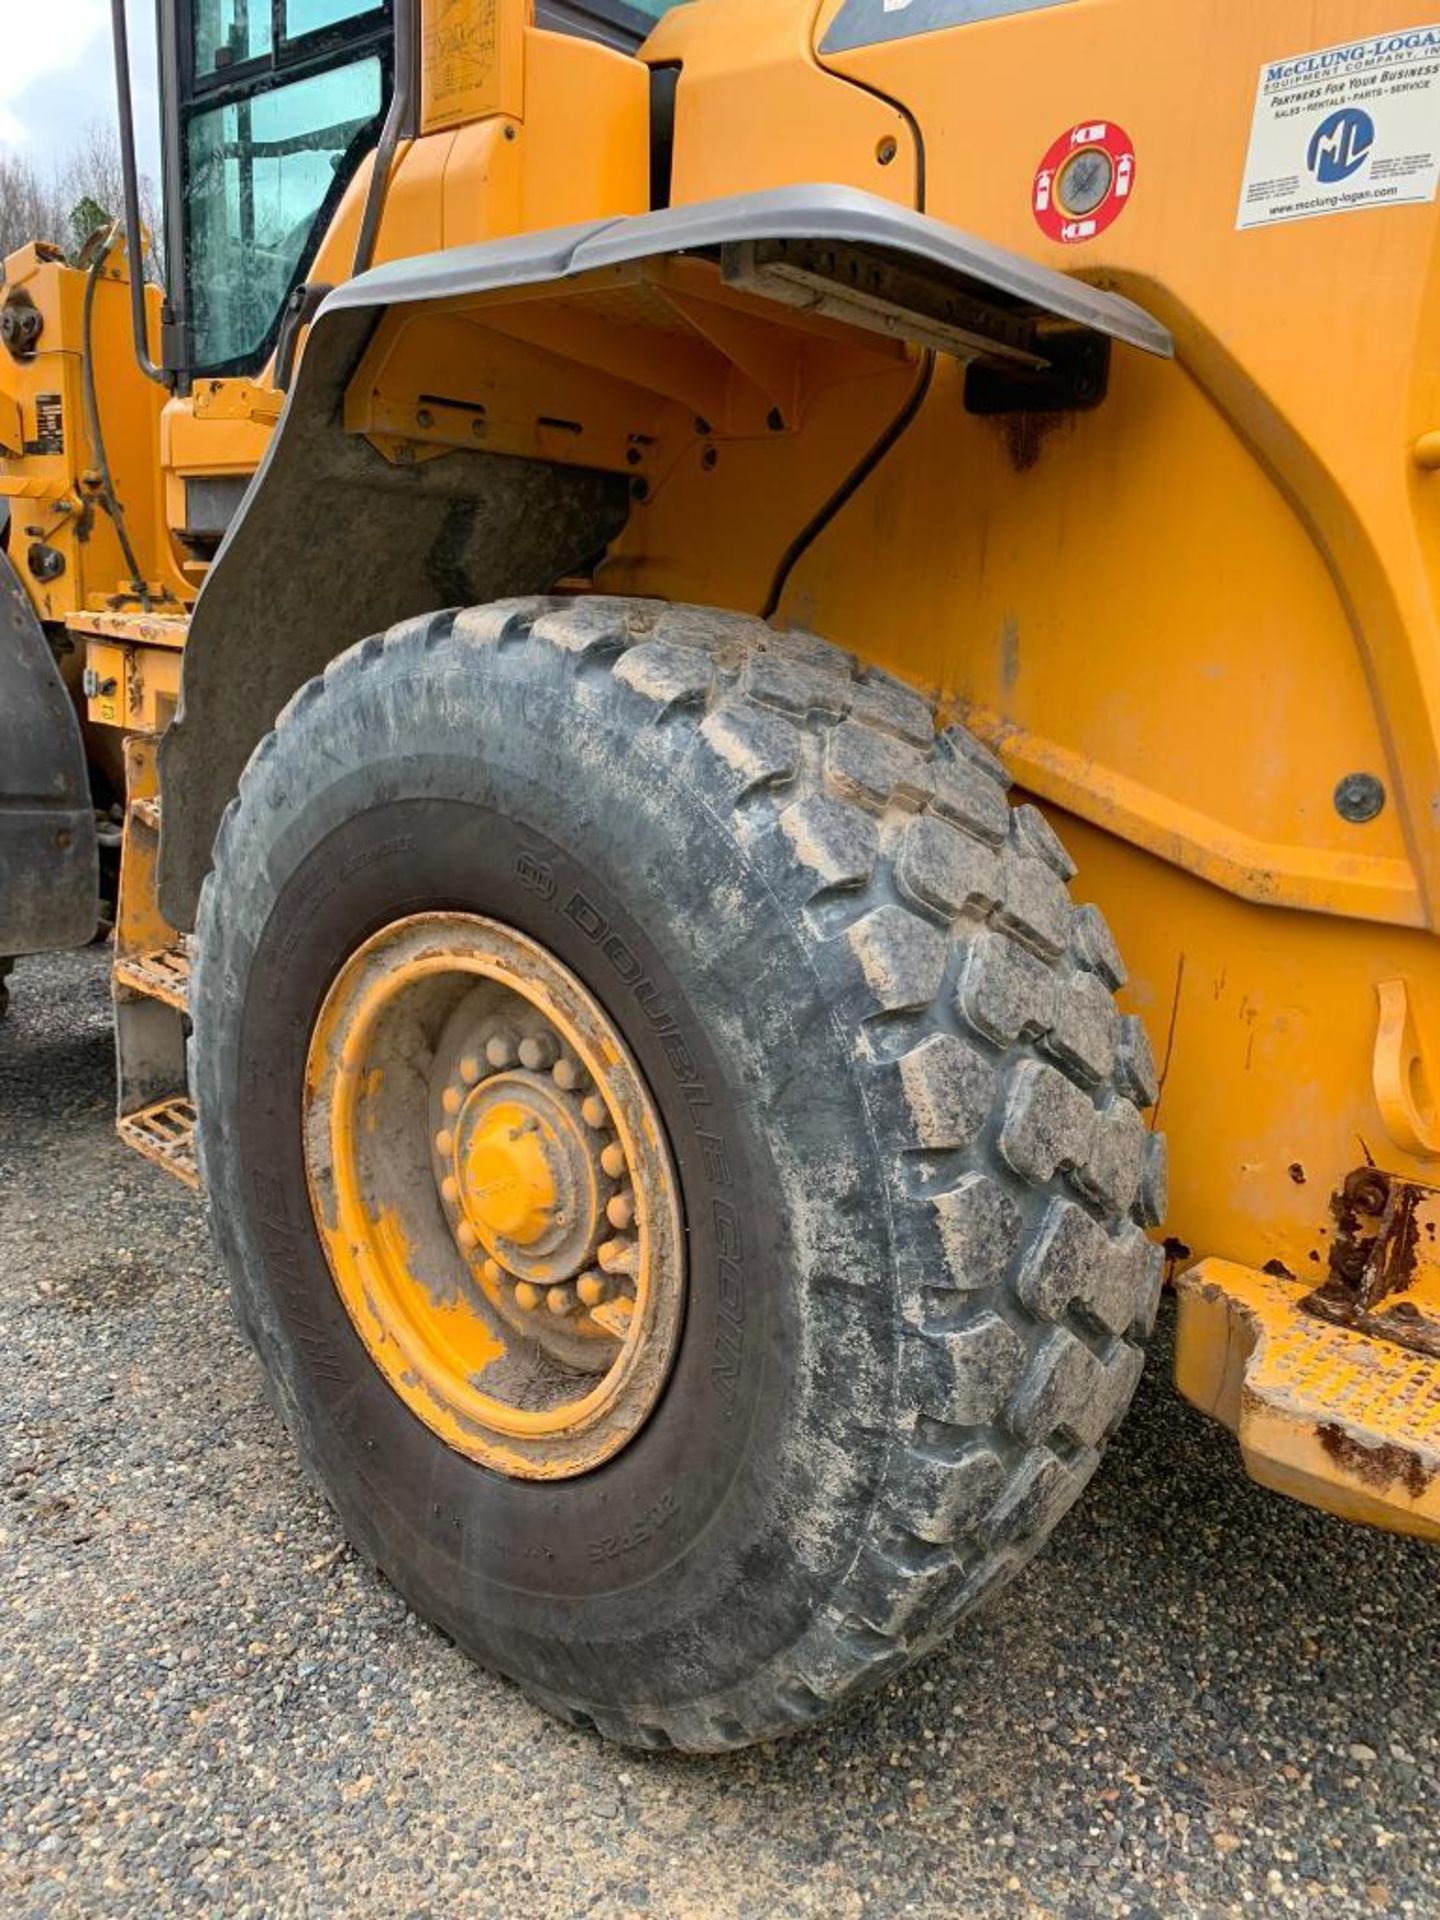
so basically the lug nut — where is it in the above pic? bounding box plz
[581,1094,607,1130]
[600,1142,626,1179]
[598,1237,636,1276]
[547,1284,577,1316]
[519,1033,557,1071]
[514,1281,542,1312]
[606,1191,635,1231]
[435,1129,454,1156]
[456,1221,478,1252]
[553,1056,583,1091]
[441,1175,460,1205]
[485,1034,516,1069]
[577,1272,607,1308]
[459,1054,482,1085]
[442,1086,462,1116]
[483,1258,504,1287]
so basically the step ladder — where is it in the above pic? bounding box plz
[113,735,198,1188]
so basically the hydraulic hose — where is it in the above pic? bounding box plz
[82,225,152,611]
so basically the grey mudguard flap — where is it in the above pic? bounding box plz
[0,546,97,955]
[320,182,1172,357]
[158,184,1170,927]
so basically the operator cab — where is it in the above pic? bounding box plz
[163,0,685,383]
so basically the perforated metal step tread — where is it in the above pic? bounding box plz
[1176,1259,1440,1541]
[114,940,191,1010]
[117,1096,199,1189]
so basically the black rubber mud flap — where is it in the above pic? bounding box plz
[0,547,97,956]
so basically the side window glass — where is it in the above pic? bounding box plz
[194,0,274,76]
[285,0,383,37]
[185,56,384,369]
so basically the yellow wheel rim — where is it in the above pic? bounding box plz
[302,913,685,1480]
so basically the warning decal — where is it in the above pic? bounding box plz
[1237,26,1440,229]
[1032,122,1136,245]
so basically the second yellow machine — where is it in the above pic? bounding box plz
[3,0,1440,1747]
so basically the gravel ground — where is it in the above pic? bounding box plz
[2,945,1437,1920]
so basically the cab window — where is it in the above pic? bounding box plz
[178,0,392,375]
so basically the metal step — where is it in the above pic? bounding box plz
[114,940,190,1010]
[116,1096,199,1189]
[1175,1258,1440,1541]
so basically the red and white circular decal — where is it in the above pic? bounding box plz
[1032,121,1136,244]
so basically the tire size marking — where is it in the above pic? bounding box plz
[274,834,418,977]
[586,1487,679,1564]
[711,1199,746,1416]
[251,1167,347,1388]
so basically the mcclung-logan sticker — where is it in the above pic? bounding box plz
[1237,25,1440,229]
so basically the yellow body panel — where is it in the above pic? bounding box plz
[0,241,187,617]
[8,0,1440,1532]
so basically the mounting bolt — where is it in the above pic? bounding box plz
[1334,772,1385,823]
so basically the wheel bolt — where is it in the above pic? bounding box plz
[547,1284,577,1316]
[442,1086,462,1116]
[581,1094,607,1130]
[600,1142,626,1179]
[598,1237,636,1275]
[606,1190,635,1231]
[459,1054,482,1085]
[435,1129,454,1156]
[577,1272,607,1308]
[441,1175,460,1205]
[485,1034,516,1069]
[483,1257,504,1287]
[519,1033,557,1071]
[553,1056,583,1091]
[456,1221,478,1252]
[514,1281,542,1312]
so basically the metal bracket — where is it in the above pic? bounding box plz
[964,327,1111,415]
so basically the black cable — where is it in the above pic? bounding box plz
[81,226,152,611]
[760,348,935,623]
[757,19,930,626]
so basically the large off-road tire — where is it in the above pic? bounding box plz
[191,597,1166,1752]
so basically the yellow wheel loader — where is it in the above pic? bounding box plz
[3,0,1438,1749]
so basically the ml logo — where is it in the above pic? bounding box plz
[1307,106,1376,184]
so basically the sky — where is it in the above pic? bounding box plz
[2,0,163,182]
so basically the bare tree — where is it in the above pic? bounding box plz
[0,149,66,263]
[0,125,163,283]
[57,122,165,282]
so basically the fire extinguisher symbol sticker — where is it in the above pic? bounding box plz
[1032,120,1137,244]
